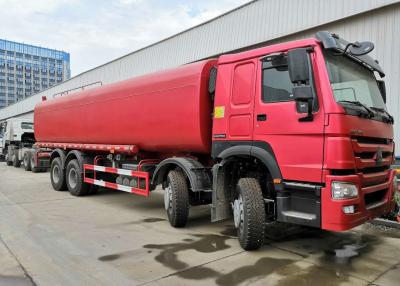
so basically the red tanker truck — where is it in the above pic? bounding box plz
[33,31,398,250]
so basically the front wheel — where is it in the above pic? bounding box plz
[233,178,266,250]
[164,170,189,228]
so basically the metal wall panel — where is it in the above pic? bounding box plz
[2,0,400,151]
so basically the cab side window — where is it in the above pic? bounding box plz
[262,64,294,103]
[261,54,318,110]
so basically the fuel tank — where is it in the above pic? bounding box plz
[34,60,217,154]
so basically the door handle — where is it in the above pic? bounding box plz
[257,114,267,121]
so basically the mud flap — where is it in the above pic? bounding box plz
[211,163,232,222]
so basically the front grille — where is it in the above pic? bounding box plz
[351,136,393,207]
[351,136,393,175]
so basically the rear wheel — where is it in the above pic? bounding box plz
[23,152,32,171]
[233,178,266,250]
[66,159,89,196]
[6,154,12,166]
[164,170,189,227]
[50,157,67,191]
[12,151,21,168]
[30,153,39,173]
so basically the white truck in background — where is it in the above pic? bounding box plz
[0,136,4,161]
[0,118,48,172]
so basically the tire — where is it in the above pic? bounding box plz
[164,170,189,228]
[66,159,89,196]
[12,151,21,168]
[23,152,32,171]
[30,154,39,173]
[50,157,67,191]
[233,178,266,250]
[6,154,12,166]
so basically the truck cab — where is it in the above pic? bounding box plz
[211,31,396,248]
[1,118,35,166]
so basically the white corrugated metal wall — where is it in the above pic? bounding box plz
[1,0,400,152]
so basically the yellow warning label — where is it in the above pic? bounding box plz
[214,106,225,118]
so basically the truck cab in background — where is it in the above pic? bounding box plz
[0,118,44,171]
[0,135,3,161]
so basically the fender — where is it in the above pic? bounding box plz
[213,141,283,191]
[50,149,67,169]
[65,150,91,173]
[151,157,212,192]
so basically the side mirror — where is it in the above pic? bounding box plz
[293,86,314,121]
[377,80,386,103]
[288,48,314,122]
[288,48,310,84]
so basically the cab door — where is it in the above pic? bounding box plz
[253,52,325,183]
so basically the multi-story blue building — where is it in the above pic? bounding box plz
[0,39,70,108]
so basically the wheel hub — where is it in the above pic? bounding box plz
[68,168,77,189]
[233,196,244,229]
[164,184,172,210]
[53,165,60,183]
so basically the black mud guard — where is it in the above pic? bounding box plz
[214,141,284,191]
[50,149,67,169]
[65,150,92,173]
[151,157,212,192]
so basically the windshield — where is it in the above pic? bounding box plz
[324,52,386,110]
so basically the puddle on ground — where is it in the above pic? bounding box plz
[323,233,376,264]
[215,257,295,286]
[98,224,384,285]
[98,253,121,262]
[141,217,166,223]
[110,217,166,227]
[276,233,378,286]
[143,234,231,270]
[219,225,237,237]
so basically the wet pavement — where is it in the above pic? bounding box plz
[0,162,399,286]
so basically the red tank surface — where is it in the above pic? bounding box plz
[34,60,217,154]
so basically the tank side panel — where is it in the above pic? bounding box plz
[34,60,216,154]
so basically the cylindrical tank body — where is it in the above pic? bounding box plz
[34,60,216,154]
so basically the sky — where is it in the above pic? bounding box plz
[0,0,251,76]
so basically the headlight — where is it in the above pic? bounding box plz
[332,182,358,199]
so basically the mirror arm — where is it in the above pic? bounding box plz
[298,98,314,122]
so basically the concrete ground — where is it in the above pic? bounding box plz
[0,163,400,286]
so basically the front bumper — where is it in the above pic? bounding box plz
[321,169,397,231]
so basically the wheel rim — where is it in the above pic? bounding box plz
[233,195,244,232]
[164,183,172,211]
[68,168,78,189]
[31,156,35,168]
[52,165,60,184]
